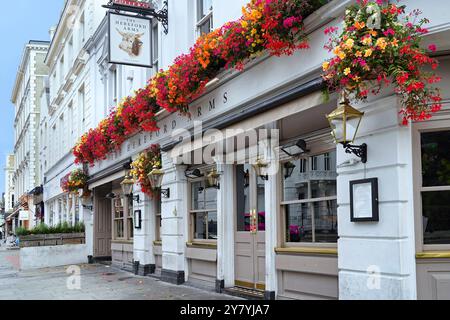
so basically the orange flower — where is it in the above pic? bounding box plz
[354,21,365,30]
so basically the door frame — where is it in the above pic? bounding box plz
[234,163,266,291]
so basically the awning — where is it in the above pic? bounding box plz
[88,158,132,190]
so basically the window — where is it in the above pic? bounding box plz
[196,0,213,35]
[79,13,85,48]
[190,178,217,241]
[68,36,74,67]
[68,101,74,144]
[78,85,85,123]
[113,196,134,240]
[59,55,65,83]
[282,150,338,244]
[152,22,159,70]
[113,198,125,239]
[109,67,118,107]
[421,130,450,245]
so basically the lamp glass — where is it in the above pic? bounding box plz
[148,167,165,189]
[253,159,268,178]
[327,100,364,144]
[121,176,135,196]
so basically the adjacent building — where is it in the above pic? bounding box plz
[3,154,15,235]
[10,41,50,230]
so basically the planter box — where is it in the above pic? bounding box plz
[20,244,88,270]
[19,233,85,248]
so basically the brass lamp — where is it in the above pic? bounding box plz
[206,168,221,189]
[253,158,269,181]
[148,166,170,198]
[121,174,140,203]
[326,92,367,163]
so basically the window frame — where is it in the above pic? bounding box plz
[113,197,125,240]
[188,172,218,244]
[196,0,213,36]
[413,120,450,252]
[280,148,338,248]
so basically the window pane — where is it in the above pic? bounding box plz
[115,220,124,239]
[128,218,134,239]
[257,175,266,231]
[314,200,338,243]
[191,181,204,210]
[423,191,450,244]
[283,151,337,202]
[194,212,207,239]
[236,164,251,232]
[207,212,218,240]
[421,131,450,187]
[285,203,312,243]
[204,186,217,210]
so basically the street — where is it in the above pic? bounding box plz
[0,248,239,300]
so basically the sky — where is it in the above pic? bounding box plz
[0,1,63,195]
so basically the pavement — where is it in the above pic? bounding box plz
[0,248,240,300]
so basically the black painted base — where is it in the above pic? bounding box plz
[161,269,185,285]
[136,263,155,276]
[215,279,225,293]
[88,256,112,264]
[264,291,276,300]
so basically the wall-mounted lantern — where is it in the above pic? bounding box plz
[148,166,170,198]
[281,139,309,158]
[206,168,221,190]
[253,158,269,181]
[326,92,367,163]
[283,162,296,179]
[121,174,141,204]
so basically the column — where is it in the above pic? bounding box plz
[216,163,235,292]
[338,96,417,299]
[263,130,280,300]
[161,151,188,285]
[83,194,94,260]
[133,190,157,276]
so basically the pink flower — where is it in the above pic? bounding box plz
[383,28,395,37]
[428,44,437,52]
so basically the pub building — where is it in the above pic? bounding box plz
[71,0,450,300]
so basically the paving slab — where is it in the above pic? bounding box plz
[0,250,241,300]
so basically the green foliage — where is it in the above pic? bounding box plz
[15,227,30,236]
[17,222,86,236]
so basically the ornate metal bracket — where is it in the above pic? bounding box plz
[156,1,169,35]
[342,143,368,164]
[103,0,169,34]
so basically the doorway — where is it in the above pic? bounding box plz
[93,186,112,259]
[235,164,266,291]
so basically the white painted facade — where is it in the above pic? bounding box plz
[25,0,450,300]
[42,0,109,227]
[3,154,15,215]
[10,41,50,229]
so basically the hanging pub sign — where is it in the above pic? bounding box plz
[108,12,153,68]
[112,0,152,10]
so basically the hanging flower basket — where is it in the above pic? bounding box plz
[322,0,442,124]
[72,0,329,165]
[130,144,162,199]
